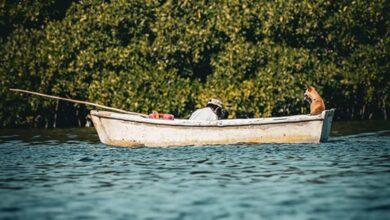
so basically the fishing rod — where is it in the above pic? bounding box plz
[9,88,148,117]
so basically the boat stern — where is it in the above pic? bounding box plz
[320,109,335,142]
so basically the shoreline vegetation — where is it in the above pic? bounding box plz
[1,0,388,128]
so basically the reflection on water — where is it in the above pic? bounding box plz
[0,122,389,219]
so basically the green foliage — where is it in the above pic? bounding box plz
[0,0,388,127]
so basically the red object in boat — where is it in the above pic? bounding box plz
[148,111,174,120]
[162,114,174,120]
[148,111,159,119]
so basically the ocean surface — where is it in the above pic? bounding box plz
[0,121,389,220]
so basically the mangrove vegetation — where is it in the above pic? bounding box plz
[0,0,388,127]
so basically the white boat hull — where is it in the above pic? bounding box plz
[90,109,335,147]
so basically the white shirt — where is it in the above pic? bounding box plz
[189,107,218,121]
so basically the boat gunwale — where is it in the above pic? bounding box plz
[90,110,331,128]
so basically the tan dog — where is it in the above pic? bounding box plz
[304,86,325,115]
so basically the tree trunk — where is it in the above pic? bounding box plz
[76,108,81,127]
[53,100,59,128]
[383,98,387,120]
[361,104,366,120]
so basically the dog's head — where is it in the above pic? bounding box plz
[304,86,317,103]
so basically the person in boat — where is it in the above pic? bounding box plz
[189,98,226,121]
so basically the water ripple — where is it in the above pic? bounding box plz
[0,129,389,219]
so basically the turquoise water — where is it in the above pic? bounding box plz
[0,123,389,220]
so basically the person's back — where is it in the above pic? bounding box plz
[189,107,218,121]
[189,98,224,121]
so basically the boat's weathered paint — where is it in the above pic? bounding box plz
[90,109,335,147]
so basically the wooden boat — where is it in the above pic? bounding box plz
[90,109,335,147]
[9,89,334,146]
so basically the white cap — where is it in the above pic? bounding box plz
[207,98,223,108]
